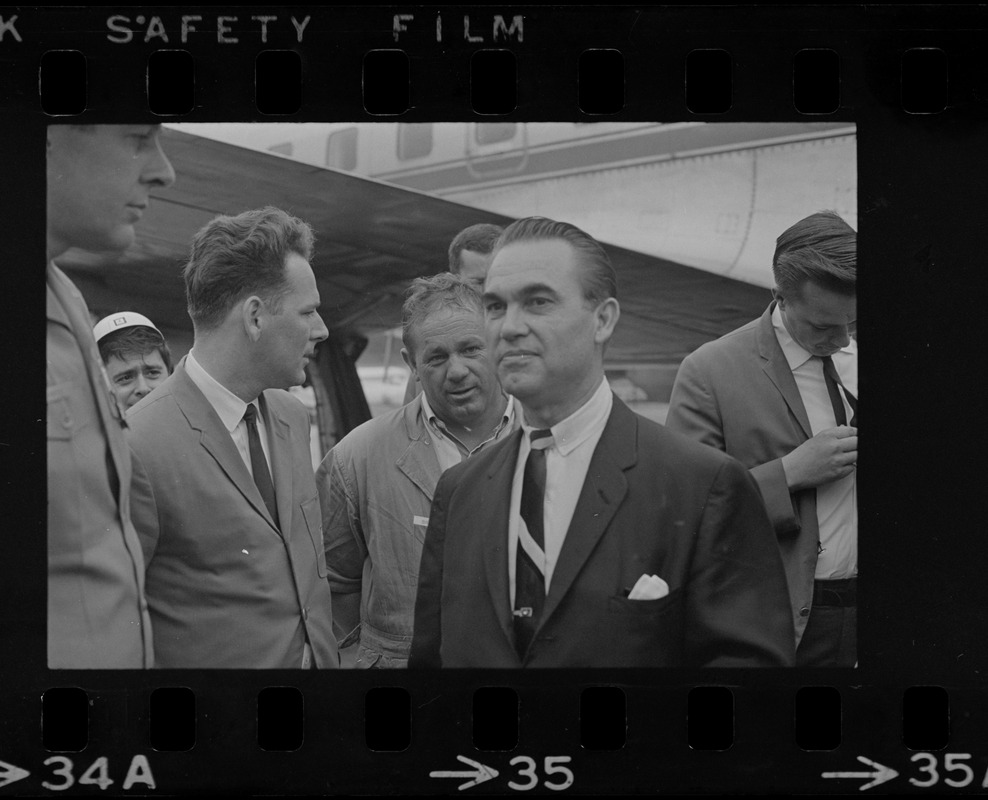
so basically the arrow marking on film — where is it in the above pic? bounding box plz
[823,755,899,791]
[0,760,30,790]
[430,755,499,790]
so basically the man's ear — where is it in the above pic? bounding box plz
[400,347,416,377]
[593,297,620,345]
[771,287,785,307]
[242,296,265,342]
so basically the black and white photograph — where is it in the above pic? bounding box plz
[6,4,988,796]
[47,121,857,671]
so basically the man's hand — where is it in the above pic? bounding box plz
[782,426,857,492]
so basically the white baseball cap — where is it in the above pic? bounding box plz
[93,311,163,344]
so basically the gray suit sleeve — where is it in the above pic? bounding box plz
[128,445,160,569]
[668,354,800,536]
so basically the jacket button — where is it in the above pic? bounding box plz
[799,607,810,617]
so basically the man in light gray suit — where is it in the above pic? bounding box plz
[128,206,338,668]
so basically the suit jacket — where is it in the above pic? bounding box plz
[409,396,795,668]
[46,264,152,668]
[666,302,822,644]
[127,361,338,668]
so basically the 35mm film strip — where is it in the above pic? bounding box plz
[3,4,987,796]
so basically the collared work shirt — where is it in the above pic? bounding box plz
[772,304,857,580]
[420,391,516,472]
[507,378,614,607]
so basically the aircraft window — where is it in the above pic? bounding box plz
[397,123,433,160]
[268,142,294,156]
[474,123,516,146]
[326,127,358,171]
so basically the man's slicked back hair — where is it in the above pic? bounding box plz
[401,272,484,359]
[772,210,856,300]
[494,216,618,304]
[184,206,315,331]
[447,223,503,273]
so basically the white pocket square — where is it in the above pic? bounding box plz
[627,574,670,600]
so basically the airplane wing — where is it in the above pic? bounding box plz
[56,127,768,370]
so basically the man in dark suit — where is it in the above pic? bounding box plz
[128,206,338,668]
[667,211,857,667]
[46,125,175,668]
[409,217,795,668]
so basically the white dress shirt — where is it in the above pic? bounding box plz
[184,350,273,480]
[772,304,857,580]
[508,378,613,607]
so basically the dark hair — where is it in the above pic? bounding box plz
[494,216,617,304]
[98,326,173,373]
[447,223,503,273]
[772,210,856,300]
[401,272,483,358]
[184,206,315,331]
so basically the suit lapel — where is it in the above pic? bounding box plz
[483,429,523,646]
[539,398,633,630]
[170,365,281,534]
[757,304,812,440]
[395,399,442,501]
[260,392,293,536]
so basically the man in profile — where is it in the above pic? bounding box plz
[46,124,175,668]
[128,206,338,669]
[410,217,795,668]
[318,273,516,667]
[94,311,173,410]
[402,223,503,404]
[667,210,858,667]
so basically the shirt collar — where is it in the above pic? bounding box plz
[522,377,612,457]
[771,302,856,372]
[420,390,514,439]
[185,350,254,433]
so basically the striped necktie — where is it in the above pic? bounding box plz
[513,428,552,658]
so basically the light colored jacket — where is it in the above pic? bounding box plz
[318,395,517,666]
[47,265,153,668]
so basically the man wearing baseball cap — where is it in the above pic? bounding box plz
[94,311,173,410]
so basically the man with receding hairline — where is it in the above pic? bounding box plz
[410,216,794,668]
[127,206,339,669]
[47,124,175,668]
[668,210,858,667]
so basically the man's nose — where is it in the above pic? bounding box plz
[133,374,150,397]
[312,312,329,343]
[144,139,176,189]
[498,304,527,339]
[446,354,469,381]
[832,326,851,349]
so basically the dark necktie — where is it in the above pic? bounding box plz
[821,355,857,427]
[514,428,553,658]
[243,403,279,527]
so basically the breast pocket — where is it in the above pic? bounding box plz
[47,381,89,441]
[300,496,328,578]
[411,515,429,544]
[607,588,684,617]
